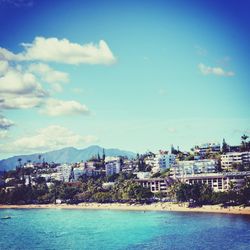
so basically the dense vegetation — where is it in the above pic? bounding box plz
[1,171,250,207]
[172,181,250,207]
[0,173,153,205]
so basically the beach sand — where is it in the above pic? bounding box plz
[1,203,250,215]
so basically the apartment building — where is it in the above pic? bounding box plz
[178,171,250,192]
[194,143,220,156]
[136,177,175,193]
[105,157,121,176]
[221,151,250,170]
[172,159,218,176]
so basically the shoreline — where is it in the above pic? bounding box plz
[1,203,250,215]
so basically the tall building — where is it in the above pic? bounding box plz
[57,164,72,182]
[152,151,175,173]
[105,157,121,176]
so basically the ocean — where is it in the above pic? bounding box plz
[0,209,250,249]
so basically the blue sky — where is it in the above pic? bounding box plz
[0,0,249,158]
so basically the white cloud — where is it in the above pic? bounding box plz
[198,63,234,77]
[1,125,98,153]
[0,62,48,109]
[0,60,8,75]
[0,67,44,95]
[40,98,89,116]
[0,37,116,65]
[0,116,14,129]
[28,63,69,84]
[0,48,18,61]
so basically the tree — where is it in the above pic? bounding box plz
[222,138,229,153]
[175,183,192,202]
[17,158,22,168]
[241,134,249,152]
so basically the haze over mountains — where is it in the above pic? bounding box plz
[0,145,136,171]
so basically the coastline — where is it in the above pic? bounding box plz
[1,203,250,215]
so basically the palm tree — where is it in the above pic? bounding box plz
[17,158,22,168]
[38,154,42,164]
[241,134,249,151]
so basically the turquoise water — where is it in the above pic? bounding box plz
[0,209,250,250]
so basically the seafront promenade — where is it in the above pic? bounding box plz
[1,202,250,215]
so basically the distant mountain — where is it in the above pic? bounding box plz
[0,145,136,171]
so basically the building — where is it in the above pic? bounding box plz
[221,151,250,170]
[194,143,221,156]
[172,159,218,176]
[105,157,121,176]
[24,163,34,169]
[57,164,72,182]
[122,159,136,173]
[105,161,121,176]
[144,155,156,168]
[136,172,151,179]
[136,177,175,193]
[102,182,115,190]
[152,151,175,173]
[50,172,63,182]
[73,167,85,181]
[178,171,250,192]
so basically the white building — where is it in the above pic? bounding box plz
[152,151,175,173]
[136,172,151,179]
[102,182,115,189]
[179,171,250,192]
[221,151,250,170]
[136,177,175,193]
[57,164,72,182]
[24,163,34,169]
[172,159,218,176]
[144,155,156,167]
[194,143,221,156]
[50,172,63,181]
[122,159,136,173]
[73,167,85,181]
[105,158,121,176]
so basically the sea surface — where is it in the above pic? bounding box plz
[0,209,250,250]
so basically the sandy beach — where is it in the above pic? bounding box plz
[1,203,250,215]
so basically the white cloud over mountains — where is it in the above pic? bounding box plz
[0,125,98,153]
[198,63,234,77]
[0,36,115,154]
[40,99,89,116]
[0,37,116,65]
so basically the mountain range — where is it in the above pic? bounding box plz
[0,145,136,171]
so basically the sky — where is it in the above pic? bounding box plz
[0,0,249,158]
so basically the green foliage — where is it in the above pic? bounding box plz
[222,138,229,153]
